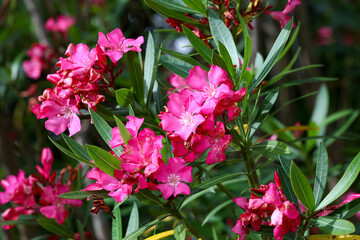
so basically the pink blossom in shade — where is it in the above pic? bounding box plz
[40,201,70,225]
[159,91,205,141]
[22,57,42,79]
[36,148,54,181]
[266,0,301,28]
[45,15,76,34]
[1,207,24,230]
[33,95,81,137]
[154,157,193,199]
[98,28,144,63]
[316,26,333,45]
[109,116,144,148]
[213,86,246,121]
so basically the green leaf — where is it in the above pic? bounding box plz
[311,217,355,235]
[211,51,228,73]
[208,10,239,73]
[218,41,235,77]
[183,26,212,64]
[248,19,293,93]
[150,0,202,14]
[279,155,291,175]
[316,152,360,211]
[277,22,300,62]
[160,47,206,70]
[182,0,207,15]
[328,197,360,219]
[202,199,232,226]
[86,144,121,177]
[321,109,354,127]
[37,218,74,238]
[76,219,86,240]
[237,12,252,88]
[313,143,329,207]
[290,161,315,211]
[127,51,145,106]
[144,0,199,25]
[116,88,134,108]
[212,228,218,240]
[174,220,186,240]
[48,137,96,167]
[192,172,245,194]
[114,115,132,145]
[112,206,122,240]
[125,202,139,238]
[278,77,337,89]
[160,55,193,79]
[61,133,91,161]
[277,167,298,207]
[90,109,123,156]
[59,191,89,199]
[311,84,329,126]
[249,87,279,137]
[250,140,290,155]
[123,214,169,240]
[0,220,38,226]
[153,80,163,114]
[144,32,155,104]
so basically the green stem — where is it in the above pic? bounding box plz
[241,148,259,188]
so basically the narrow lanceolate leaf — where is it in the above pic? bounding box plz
[237,12,252,88]
[122,214,169,240]
[290,161,315,211]
[211,52,228,73]
[59,190,110,199]
[248,19,293,93]
[125,202,139,238]
[174,220,186,240]
[160,55,193,79]
[49,137,96,167]
[116,88,134,108]
[114,115,131,145]
[86,144,121,177]
[160,48,206,70]
[144,32,155,104]
[328,197,360,219]
[276,167,298,207]
[76,219,86,240]
[151,0,202,14]
[311,217,355,235]
[192,172,245,194]
[182,0,207,15]
[61,133,92,161]
[313,143,329,207]
[316,152,360,211]
[278,155,291,176]
[249,87,279,137]
[90,109,123,156]
[37,218,74,238]
[218,41,235,77]
[127,51,145,106]
[183,26,212,64]
[112,206,122,240]
[208,10,239,73]
[250,140,290,155]
[202,199,232,226]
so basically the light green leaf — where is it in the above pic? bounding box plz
[218,41,235,77]
[250,140,290,155]
[37,218,74,238]
[160,55,193,79]
[316,152,360,211]
[249,88,279,137]
[313,143,329,207]
[59,190,109,199]
[248,19,293,93]
[114,115,131,145]
[202,199,232,226]
[86,144,121,177]
[112,206,122,240]
[174,220,186,240]
[144,32,155,104]
[277,22,300,62]
[311,217,355,235]
[290,161,315,211]
[151,0,202,14]
[182,0,207,15]
[125,202,139,238]
[116,88,134,108]
[183,26,212,64]
[237,12,252,88]
[61,133,91,161]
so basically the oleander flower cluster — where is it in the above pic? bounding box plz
[232,171,301,240]
[0,148,82,229]
[32,28,144,136]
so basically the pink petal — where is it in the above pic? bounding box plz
[107,28,125,45]
[68,113,81,137]
[153,162,168,182]
[187,66,208,91]
[208,65,228,86]
[157,183,174,199]
[174,182,190,197]
[179,166,193,183]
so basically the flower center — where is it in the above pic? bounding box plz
[203,84,216,98]
[180,112,193,126]
[167,174,180,187]
[60,106,73,119]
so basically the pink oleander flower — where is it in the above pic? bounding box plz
[33,92,81,136]
[159,91,205,141]
[45,15,76,34]
[316,26,333,45]
[98,28,144,63]
[36,148,54,181]
[23,57,42,79]
[154,157,193,199]
[266,0,301,28]
[109,116,144,148]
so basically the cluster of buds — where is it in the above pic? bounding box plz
[32,28,144,136]
[0,148,82,229]
[232,171,301,240]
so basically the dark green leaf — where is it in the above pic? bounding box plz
[311,217,355,235]
[61,133,91,161]
[160,55,193,79]
[211,52,228,73]
[182,0,207,15]
[183,26,212,64]
[116,88,134,108]
[135,189,164,206]
[86,144,121,177]
[279,155,291,176]
[290,161,315,211]
[126,51,144,106]
[114,115,131,145]
[248,19,293,93]
[316,152,360,211]
[279,77,337,89]
[218,41,235,77]
[112,206,122,240]
[328,197,360,219]
[125,202,139,238]
[249,88,279,137]
[76,219,85,240]
[192,172,245,194]
[150,0,202,14]
[276,167,298,207]
[202,199,232,226]
[313,143,329,207]
[37,218,74,238]
[160,47,207,70]
[250,140,290,155]
[237,12,252,88]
